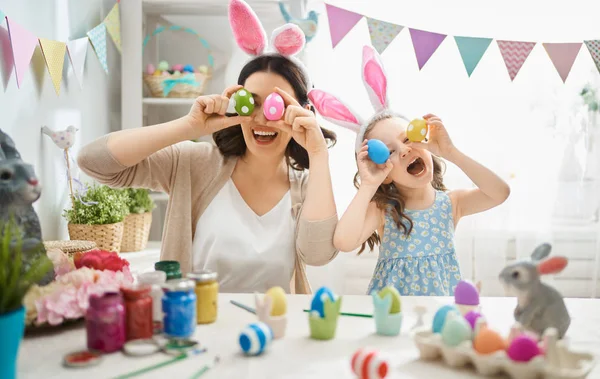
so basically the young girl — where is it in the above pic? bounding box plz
[309,45,510,296]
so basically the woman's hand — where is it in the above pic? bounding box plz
[357,140,393,189]
[412,114,457,160]
[265,87,328,157]
[185,85,251,138]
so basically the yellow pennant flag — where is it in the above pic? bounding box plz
[104,3,121,53]
[39,38,66,95]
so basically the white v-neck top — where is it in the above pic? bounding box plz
[192,178,296,293]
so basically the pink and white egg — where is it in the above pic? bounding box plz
[263,92,285,121]
[351,348,388,379]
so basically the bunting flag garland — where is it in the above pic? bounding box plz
[104,3,121,53]
[6,18,39,88]
[67,38,88,89]
[87,23,109,74]
[39,38,67,95]
[366,18,403,54]
[325,4,362,48]
[454,36,492,77]
[543,43,582,83]
[497,41,536,81]
[409,28,447,70]
[585,40,600,74]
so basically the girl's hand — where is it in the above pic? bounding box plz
[185,85,251,137]
[265,87,328,157]
[412,114,457,160]
[357,140,393,189]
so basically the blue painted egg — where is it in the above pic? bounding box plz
[183,64,194,73]
[239,322,273,356]
[432,304,459,334]
[367,139,390,164]
[310,286,336,318]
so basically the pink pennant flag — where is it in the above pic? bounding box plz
[325,4,363,48]
[584,40,600,74]
[497,40,536,81]
[409,28,447,70]
[543,43,582,83]
[6,17,39,88]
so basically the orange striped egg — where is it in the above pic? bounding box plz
[351,348,389,379]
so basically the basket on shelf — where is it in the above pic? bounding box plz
[120,212,153,253]
[67,223,124,253]
[43,240,97,257]
[142,25,214,98]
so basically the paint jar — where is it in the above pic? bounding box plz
[154,260,181,280]
[162,279,196,339]
[121,284,153,341]
[86,292,126,353]
[187,270,219,324]
[138,270,167,331]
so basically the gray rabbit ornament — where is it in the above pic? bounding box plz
[499,243,571,339]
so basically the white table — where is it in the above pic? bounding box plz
[18,294,600,379]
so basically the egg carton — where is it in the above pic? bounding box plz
[413,328,596,379]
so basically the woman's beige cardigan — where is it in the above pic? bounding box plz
[77,135,339,294]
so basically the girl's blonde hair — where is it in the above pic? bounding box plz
[353,111,448,255]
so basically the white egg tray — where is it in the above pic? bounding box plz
[413,329,596,379]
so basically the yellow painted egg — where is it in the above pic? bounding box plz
[265,286,287,316]
[407,118,428,142]
[153,70,162,76]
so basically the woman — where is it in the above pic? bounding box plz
[77,54,339,294]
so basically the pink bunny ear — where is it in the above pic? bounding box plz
[271,24,305,56]
[362,45,388,112]
[308,89,362,133]
[228,0,267,56]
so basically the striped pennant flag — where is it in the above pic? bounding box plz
[497,40,536,81]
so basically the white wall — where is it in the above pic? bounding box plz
[0,0,120,240]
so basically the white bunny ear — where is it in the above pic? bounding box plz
[228,0,268,56]
[308,89,363,133]
[271,24,305,56]
[362,45,388,112]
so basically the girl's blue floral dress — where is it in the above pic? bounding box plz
[367,190,462,296]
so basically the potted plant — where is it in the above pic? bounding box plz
[120,188,156,252]
[0,220,53,379]
[63,183,129,253]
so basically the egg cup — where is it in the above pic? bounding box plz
[254,294,287,339]
[308,297,342,340]
[372,292,403,336]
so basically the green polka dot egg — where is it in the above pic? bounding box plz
[231,88,255,116]
[407,118,428,142]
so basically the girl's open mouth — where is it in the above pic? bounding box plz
[407,157,426,177]
[252,129,278,145]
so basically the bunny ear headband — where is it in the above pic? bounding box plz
[228,0,311,89]
[308,45,389,153]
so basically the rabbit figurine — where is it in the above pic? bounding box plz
[498,243,570,339]
[0,128,54,285]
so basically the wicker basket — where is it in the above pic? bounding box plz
[120,212,153,253]
[43,240,97,257]
[67,222,124,253]
[142,25,214,98]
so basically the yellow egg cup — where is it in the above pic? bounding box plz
[255,293,287,339]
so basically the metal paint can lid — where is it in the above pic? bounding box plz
[63,350,103,368]
[123,338,162,356]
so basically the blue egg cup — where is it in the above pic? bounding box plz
[371,292,403,336]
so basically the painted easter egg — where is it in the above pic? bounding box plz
[454,280,480,306]
[367,139,390,164]
[432,304,459,334]
[265,286,287,316]
[263,92,285,121]
[172,64,184,72]
[310,286,336,318]
[162,71,170,76]
[146,64,155,75]
[239,322,273,356]
[507,335,541,362]
[153,70,162,77]
[183,64,194,73]
[158,61,169,71]
[378,286,401,314]
[197,65,209,74]
[464,310,483,330]
[407,118,428,142]
[351,348,389,379]
[441,312,472,346]
[473,327,507,355]
[173,70,181,76]
[233,88,255,116]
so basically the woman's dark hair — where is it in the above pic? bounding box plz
[213,55,336,170]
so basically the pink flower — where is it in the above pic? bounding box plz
[46,248,74,276]
[56,267,97,288]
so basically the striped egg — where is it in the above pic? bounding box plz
[239,322,274,356]
[351,348,389,379]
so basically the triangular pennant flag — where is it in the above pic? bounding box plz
[6,18,39,88]
[454,36,492,77]
[103,3,121,53]
[325,4,363,48]
[497,40,536,81]
[409,28,447,70]
[67,37,88,89]
[543,43,582,83]
[87,23,108,74]
[366,17,403,54]
[39,38,66,95]
[584,40,600,74]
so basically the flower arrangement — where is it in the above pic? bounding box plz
[124,188,155,214]
[24,249,133,326]
[62,183,129,225]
